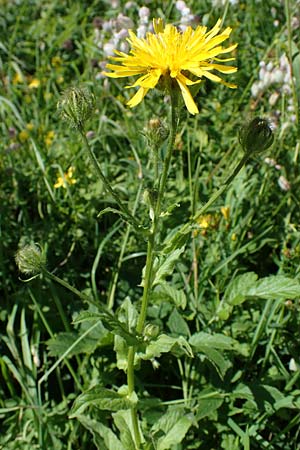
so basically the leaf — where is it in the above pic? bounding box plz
[69,386,137,417]
[218,272,300,320]
[167,308,190,337]
[47,323,109,357]
[247,275,300,300]
[151,283,187,309]
[74,310,139,346]
[151,406,186,435]
[113,410,139,450]
[198,347,231,379]
[152,247,185,287]
[117,297,138,334]
[232,382,294,413]
[156,415,193,450]
[161,227,190,255]
[76,415,124,450]
[114,335,129,371]
[190,332,237,350]
[224,272,258,306]
[196,390,224,420]
[139,334,193,360]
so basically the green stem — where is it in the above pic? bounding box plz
[127,346,141,448]
[80,132,141,231]
[43,269,98,307]
[137,93,178,334]
[126,91,178,448]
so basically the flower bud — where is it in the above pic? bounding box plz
[239,117,274,154]
[144,323,160,340]
[143,118,169,149]
[57,86,95,130]
[15,243,46,275]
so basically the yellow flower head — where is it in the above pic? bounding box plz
[19,130,30,142]
[28,78,40,89]
[104,18,237,114]
[54,166,77,189]
[45,130,55,147]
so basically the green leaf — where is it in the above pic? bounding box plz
[224,272,258,305]
[152,247,185,286]
[76,415,124,450]
[47,323,109,357]
[190,332,237,350]
[114,335,129,371]
[113,410,139,450]
[74,310,139,346]
[139,334,193,360]
[156,414,193,450]
[151,283,187,309]
[151,406,186,435]
[232,382,294,413]
[218,272,300,320]
[198,347,231,379]
[117,297,138,334]
[247,275,300,300]
[167,308,190,337]
[196,390,224,420]
[69,386,137,417]
[161,228,190,255]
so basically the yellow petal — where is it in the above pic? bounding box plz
[127,87,149,108]
[176,74,199,115]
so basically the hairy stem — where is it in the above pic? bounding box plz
[126,91,178,448]
[80,131,140,231]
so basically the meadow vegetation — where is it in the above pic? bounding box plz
[1,0,300,449]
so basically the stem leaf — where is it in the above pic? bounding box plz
[70,386,137,417]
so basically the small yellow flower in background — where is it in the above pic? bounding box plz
[44,92,52,101]
[193,213,219,236]
[26,123,34,131]
[221,206,230,221]
[28,78,40,89]
[45,130,55,147]
[51,56,62,67]
[104,18,237,114]
[13,72,24,85]
[197,214,214,229]
[56,75,64,84]
[54,166,77,189]
[19,130,30,142]
[231,233,237,241]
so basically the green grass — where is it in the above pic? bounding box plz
[1,0,300,449]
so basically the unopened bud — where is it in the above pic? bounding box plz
[57,86,95,130]
[15,243,46,275]
[144,323,160,340]
[143,118,169,149]
[239,117,274,154]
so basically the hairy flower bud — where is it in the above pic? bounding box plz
[57,86,95,130]
[143,118,169,149]
[15,243,46,275]
[239,117,274,154]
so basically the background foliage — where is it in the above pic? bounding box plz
[1,0,300,449]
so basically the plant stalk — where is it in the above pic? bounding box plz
[80,131,140,231]
[126,90,178,448]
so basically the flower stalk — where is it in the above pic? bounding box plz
[126,88,178,448]
[80,131,141,231]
